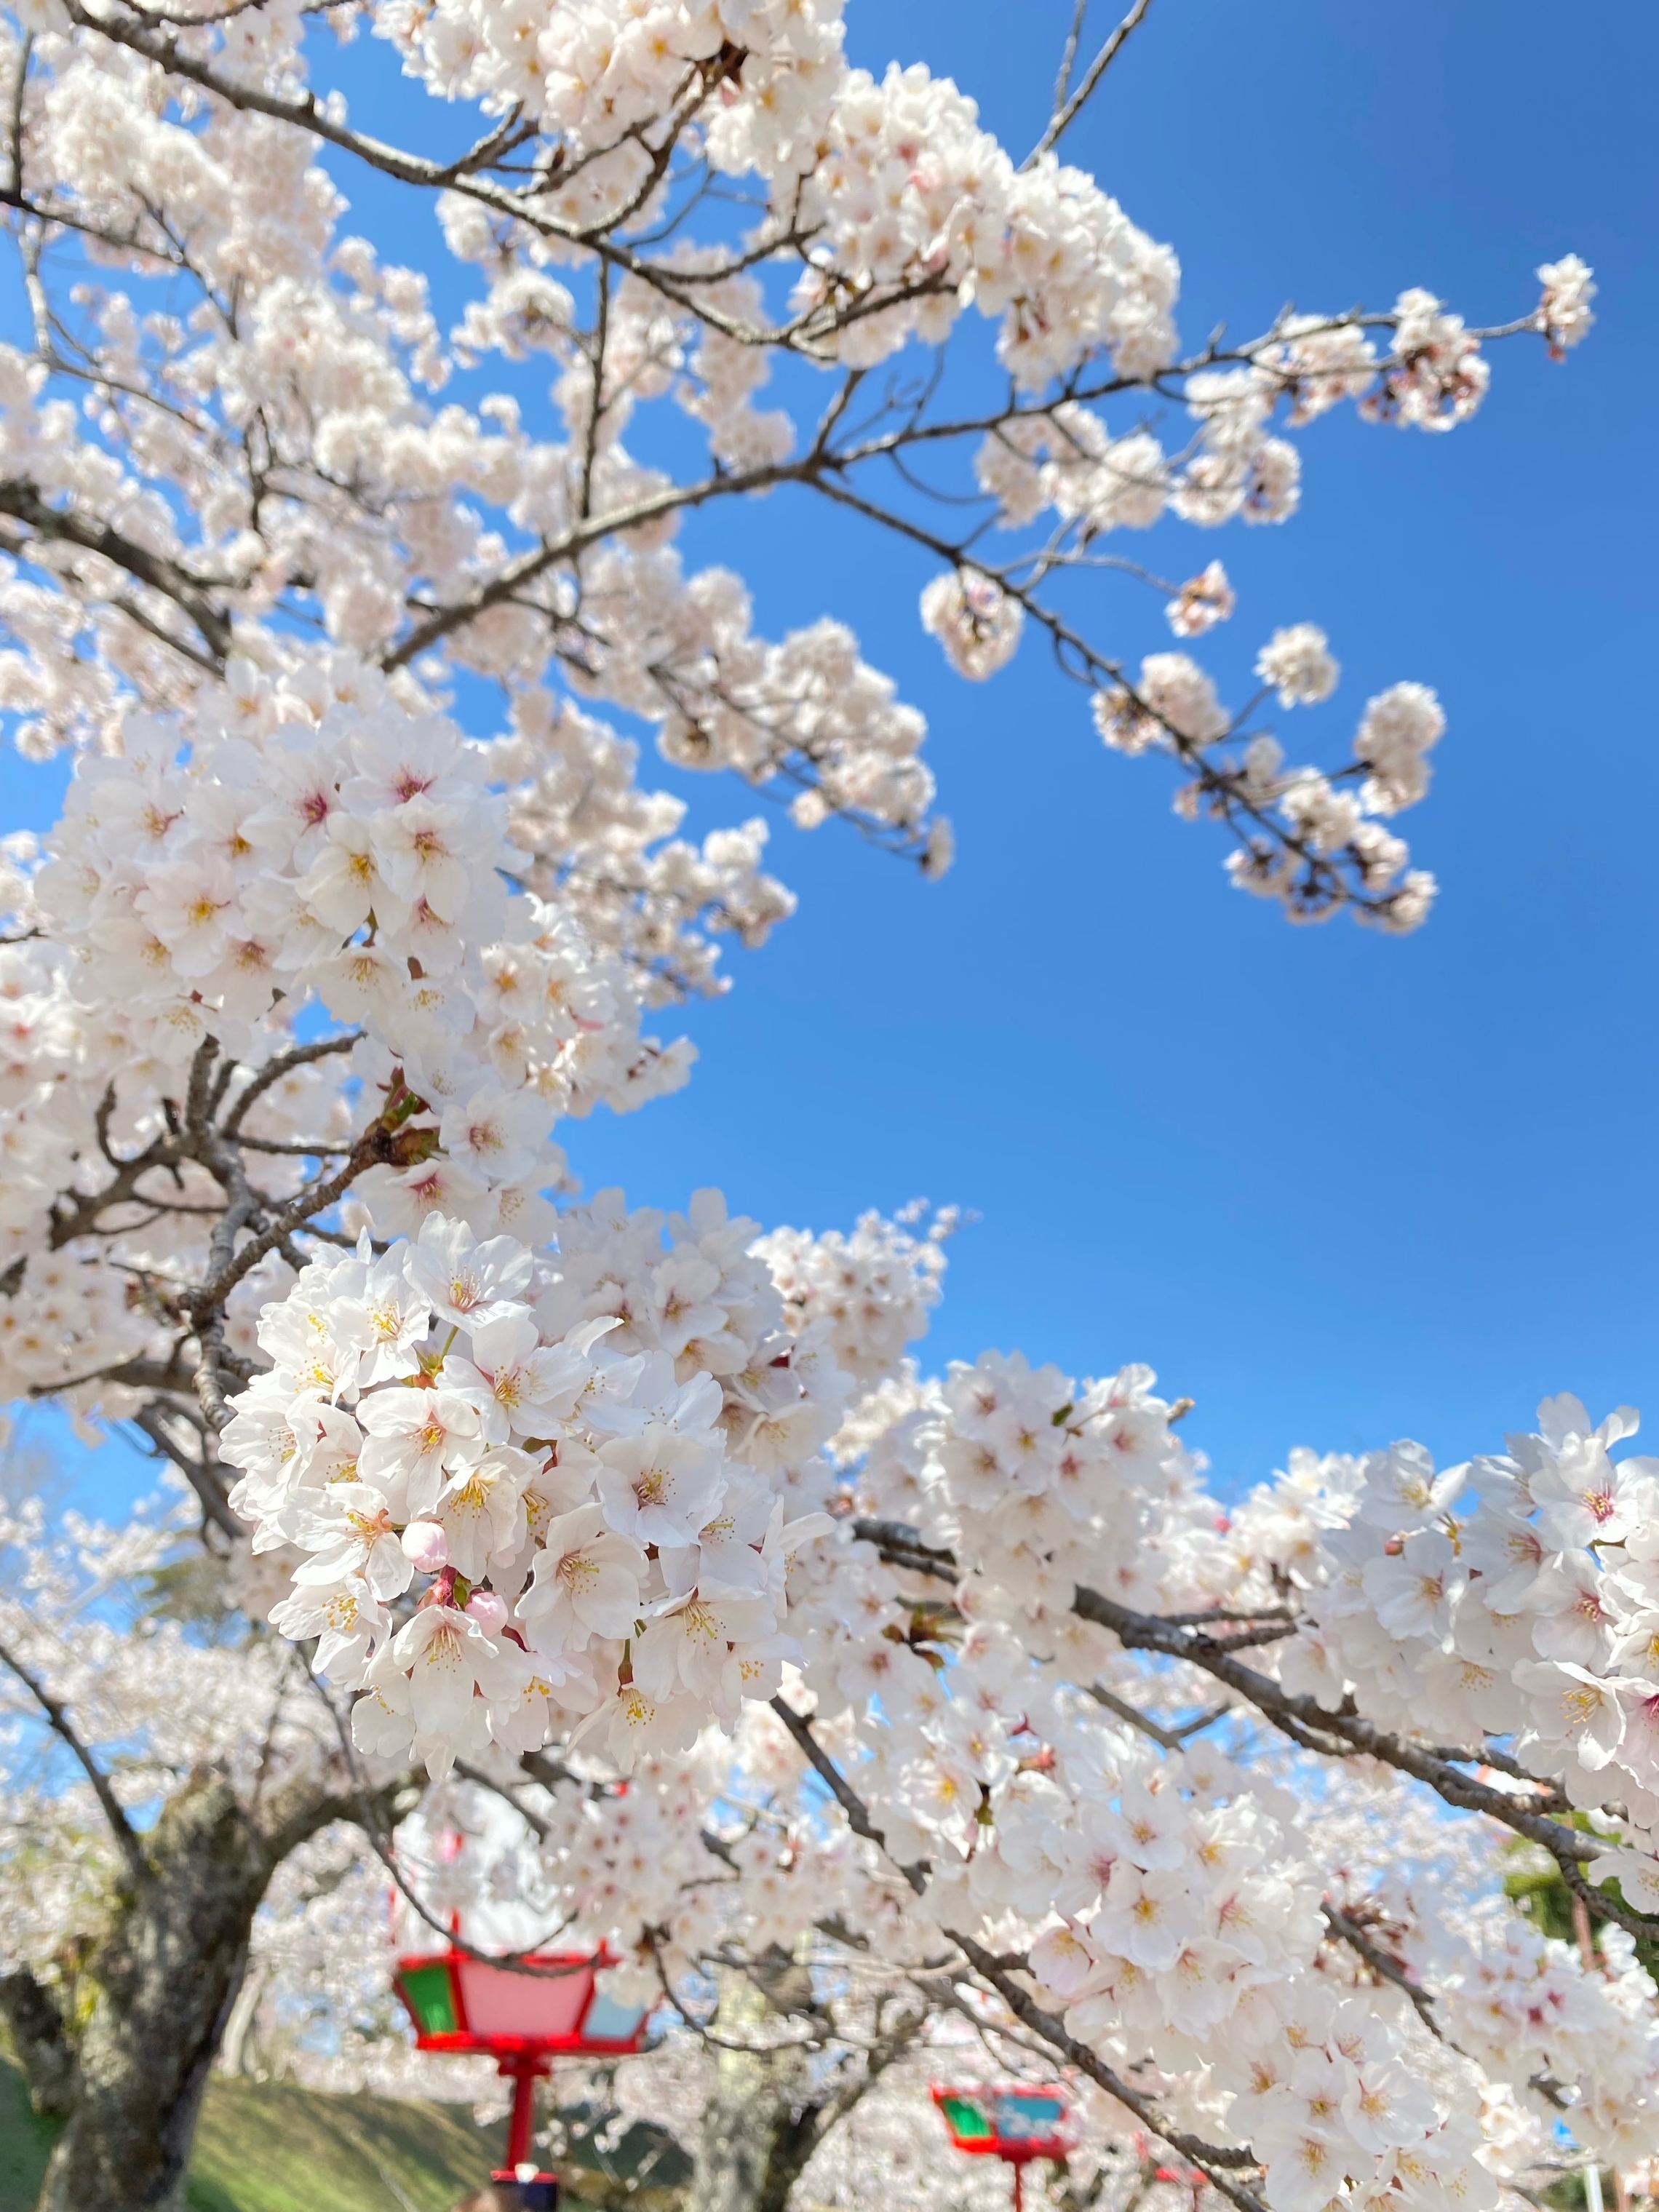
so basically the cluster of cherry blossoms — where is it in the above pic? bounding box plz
[753,1204,953,1387]
[1401,1903,1659,2163]
[918,558,1449,925]
[755,1369,1457,2205]
[34,658,679,1120]
[963,259,1593,548]
[223,1192,843,1775]
[910,244,1588,922]
[729,1311,1659,2209]
[1269,1396,1659,1895]
[0,660,705,1408]
[795,60,1179,383]
[1083,621,1444,931]
[495,688,798,1004]
[388,0,1182,382]
[18,1120,1659,2204]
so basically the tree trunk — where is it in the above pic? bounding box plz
[689,1978,825,2212]
[686,1971,927,2212]
[692,2042,819,2212]
[3,1762,385,2212]
[33,1773,269,2212]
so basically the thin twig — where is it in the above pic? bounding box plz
[1322,1904,1447,2044]
[768,1694,928,1895]
[1025,0,1158,167]
[1053,0,1089,112]
[0,1634,149,1884]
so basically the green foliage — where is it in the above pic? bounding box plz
[1503,1861,1581,1945]
[1503,1849,1659,1987]
[135,1554,250,1643]
[1540,2168,1618,2212]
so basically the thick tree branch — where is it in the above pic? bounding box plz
[1065,1583,1618,1870]
[0,478,233,661]
[850,1518,1659,1948]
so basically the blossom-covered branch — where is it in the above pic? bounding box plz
[0,0,1593,920]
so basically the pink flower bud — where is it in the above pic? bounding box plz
[467,1589,509,1635]
[401,1520,449,1572]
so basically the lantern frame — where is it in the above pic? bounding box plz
[932,2084,1073,2212]
[931,2084,1073,2162]
[394,1944,651,2195]
[392,1945,650,2058]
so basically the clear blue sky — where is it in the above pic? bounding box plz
[5,0,1655,1511]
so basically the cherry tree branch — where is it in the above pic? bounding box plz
[1085,1678,1232,1751]
[1051,0,1091,116]
[768,1693,926,1893]
[1321,1903,1447,2044]
[220,1031,362,1138]
[0,11,1556,919]
[1025,0,1159,167]
[850,1518,1659,1948]
[945,1929,1270,2211]
[1066,1581,1620,1874]
[0,477,235,661]
[0,1633,150,1884]
[765,1693,1267,2205]
[127,1403,239,1543]
[298,1663,593,1971]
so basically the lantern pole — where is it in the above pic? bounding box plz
[503,2056,543,2172]
[1012,2158,1024,2212]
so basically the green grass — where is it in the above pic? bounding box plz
[0,2060,58,2212]
[1,2056,504,2212]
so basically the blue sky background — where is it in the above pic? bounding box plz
[4,0,1655,1513]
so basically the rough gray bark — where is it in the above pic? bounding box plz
[0,1969,79,2120]
[691,2029,819,2212]
[5,1765,398,2212]
[688,1972,923,2212]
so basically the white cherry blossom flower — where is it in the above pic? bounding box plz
[518,1503,648,1652]
[403,1214,536,1330]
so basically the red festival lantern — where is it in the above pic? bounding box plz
[394,1944,650,2207]
[932,2084,1074,2212]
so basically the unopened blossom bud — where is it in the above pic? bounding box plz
[401,1520,450,1572]
[467,1589,509,1634]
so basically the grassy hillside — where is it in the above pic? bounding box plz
[0,2060,56,2212]
[0,2057,504,2212]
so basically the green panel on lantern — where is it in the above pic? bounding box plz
[939,2095,994,2141]
[399,1961,459,2035]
